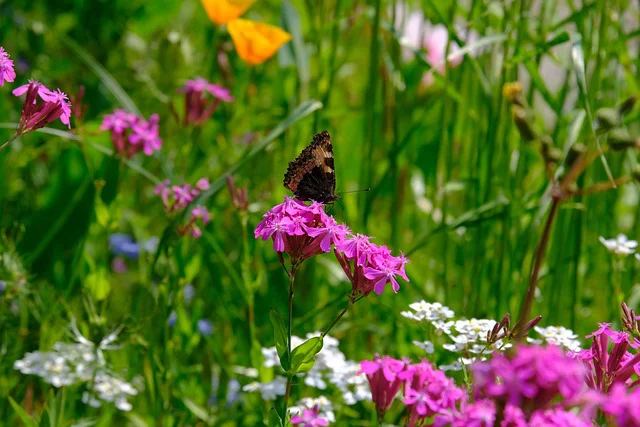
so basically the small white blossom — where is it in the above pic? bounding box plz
[432,320,454,335]
[599,234,638,256]
[439,360,463,371]
[242,376,287,400]
[532,325,582,352]
[232,366,259,378]
[412,340,434,354]
[407,301,455,322]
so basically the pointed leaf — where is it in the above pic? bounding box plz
[269,308,290,371]
[288,336,323,375]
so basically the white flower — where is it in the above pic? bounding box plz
[432,320,454,335]
[412,340,434,354]
[261,347,280,368]
[242,376,287,400]
[90,372,138,411]
[407,300,455,322]
[533,325,582,351]
[439,360,463,371]
[599,234,638,256]
[232,366,259,378]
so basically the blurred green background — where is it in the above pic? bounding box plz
[0,0,639,424]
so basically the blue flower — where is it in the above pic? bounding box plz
[167,311,177,327]
[183,284,195,304]
[198,319,214,336]
[109,234,139,259]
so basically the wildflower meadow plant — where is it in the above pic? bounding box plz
[155,177,211,238]
[0,46,16,86]
[177,77,233,126]
[101,109,163,157]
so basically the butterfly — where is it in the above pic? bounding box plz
[283,130,338,204]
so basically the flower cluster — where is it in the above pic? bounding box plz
[289,396,335,424]
[12,80,71,135]
[290,405,329,427]
[471,344,586,415]
[359,355,464,426]
[599,233,638,257]
[575,322,640,393]
[255,197,410,296]
[100,109,163,158]
[0,46,16,86]
[529,325,582,351]
[155,178,211,238]
[178,77,233,126]
[14,322,138,412]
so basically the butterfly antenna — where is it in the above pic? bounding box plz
[338,187,371,195]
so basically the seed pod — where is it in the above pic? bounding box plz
[618,95,637,117]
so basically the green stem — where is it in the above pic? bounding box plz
[283,263,298,418]
[0,132,19,151]
[322,298,353,338]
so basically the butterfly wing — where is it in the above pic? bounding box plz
[283,130,338,203]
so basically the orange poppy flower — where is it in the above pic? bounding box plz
[227,19,292,65]
[201,0,255,25]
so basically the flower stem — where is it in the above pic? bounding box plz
[282,263,298,418]
[322,297,353,337]
[516,196,561,341]
[0,132,19,151]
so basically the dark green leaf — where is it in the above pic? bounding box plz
[268,407,284,427]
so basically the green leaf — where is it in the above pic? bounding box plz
[8,397,38,427]
[288,336,323,375]
[63,36,141,115]
[84,268,111,300]
[281,0,310,96]
[181,397,210,422]
[269,308,289,371]
[268,407,284,427]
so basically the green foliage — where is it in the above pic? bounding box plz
[0,0,639,425]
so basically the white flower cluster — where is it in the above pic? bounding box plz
[599,234,638,257]
[243,332,370,406]
[289,396,335,423]
[529,325,582,352]
[402,300,511,371]
[13,321,138,411]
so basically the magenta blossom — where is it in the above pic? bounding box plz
[334,235,410,296]
[155,178,210,213]
[0,47,16,86]
[433,399,496,427]
[472,344,586,415]
[399,360,465,427]
[290,405,328,427]
[360,355,407,418]
[528,407,592,427]
[179,206,211,239]
[11,81,72,137]
[254,197,349,263]
[575,323,640,393]
[178,77,233,126]
[129,113,162,155]
[599,383,640,426]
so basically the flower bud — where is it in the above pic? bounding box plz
[618,95,637,117]
[596,107,620,131]
[565,143,586,168]
[503,81,524,106]
[512,105,537,142]
[608,128,638,151]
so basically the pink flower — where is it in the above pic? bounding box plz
[155,178,212,239]
[290,406,328,427]
[129,113,162,155]
[178,77,233,126]
[0,47,16,86]
[433,399,496,427]
[600,383,640,426]
[360,355,407,418]
[472,345,586,413]
[528,407,592,427]
[180,205,211,239]
[12,81,72,136]
[399,360,465,427]
[334,235,410,296]
[577,323,640,393]
[254,197,347,263]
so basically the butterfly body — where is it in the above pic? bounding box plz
[283,130,338,204]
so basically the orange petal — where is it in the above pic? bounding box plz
[227,19,292,65]
[201,0,255,25]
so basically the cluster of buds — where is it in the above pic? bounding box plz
[177,77,233,126]
[155,178,211,238]
[486,312,542,346]
[621,302,640,337]
[226,175,249,212]
[101,109,163,158]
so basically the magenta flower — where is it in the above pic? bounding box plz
[334,235,410,296]
[155,178,211,239]
[576,323,640,393]
[290,405,328,427]
[129,113,162,155]
[180,206,211,239]
[11,80,72,137]
[254,197,349,263]
[100,110,161,158]
[178,77,233,126]
[433,399,496,427]
[472,345,586,415]
[600,383,640,426]
[528,407,592,427]
[360,355,407,419]
[0,47,16,86]
[399,360,465,426]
